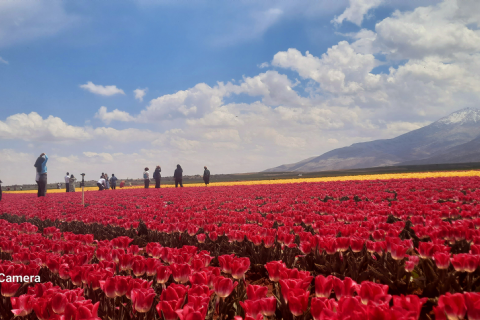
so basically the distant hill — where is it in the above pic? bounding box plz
[264,108,480,172]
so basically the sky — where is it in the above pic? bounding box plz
[0,0,480,185]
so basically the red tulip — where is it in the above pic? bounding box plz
[11,294,34,316]
[214,276,238,298]
[357,281,388,305]
[196,234,206,243]
[132,288,156,313]
[145,258,159,277]
[99,277,116,298]
[132,259,146,277]
[51,292,68,314]
[260,296,276,316]
[114,276,129,297]
[311,297,328,320]
[287,288,309,316]
[332,277,357,300]
[209,232,218,241]
[1,282,21,297]
[170,263,191,284]
[393,294,428,319]
[218,254,235,274]
[390,243,408,260]
[176,304,208,320]
[157,300,181,320]
[315,275,333,298]
[157,265,172,284]
[231,257,250,280]
[350,238,364,253]
[438,293,466,320]
[247,285,268,300]
[433,252,451,269]
[465,292,480,320]
[240,300,262,317]
[265,260,287,282]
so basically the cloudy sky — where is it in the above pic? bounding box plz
[0,0,479,185]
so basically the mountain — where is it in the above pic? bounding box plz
[264,108,480,172]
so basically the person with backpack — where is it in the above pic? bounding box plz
[203,166,210,186]
[143,167,150,188]
[174,164,183,188]
[64,172,70,192]
[34,153,48,197]
[153,165,161,188]
[110,174,118,190]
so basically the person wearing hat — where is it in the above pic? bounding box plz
[203,166,210,186]
[143,167,150,189]
[153,165,161,188]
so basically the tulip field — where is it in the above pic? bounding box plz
[3,175,480,319]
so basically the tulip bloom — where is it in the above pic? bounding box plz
[265,260,287,282]
[438,293,466,320]
[465,292,480,320]
[315,275,333,298]
[132,288,156,313]
[332,277,357,300]
[433,252,451,270]
[170,263,191,284]
[231,257,250,280]
[287,288,309,316]
[11,294,34,317]
[157,265,172,284]
[214,276,238,298]
[247,285,268,300]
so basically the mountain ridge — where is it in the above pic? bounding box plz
[264,108,480,172]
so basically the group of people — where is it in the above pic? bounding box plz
[97,173,118,191]
[142,164,210,188]
[31,153,212,196]
[63,172,77,192]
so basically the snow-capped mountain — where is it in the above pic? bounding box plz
[264,108,480,173]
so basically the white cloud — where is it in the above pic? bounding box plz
[0,0,78,47]
[95,106,135,124]
[374,0,480,60]
[0,57,8,64]
[80,82,125,96]
[0,112,92,142]
[333,0,384,26]
[258,62,269,68]
[134,88,148,102]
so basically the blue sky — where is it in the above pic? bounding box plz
[1,0,479,184]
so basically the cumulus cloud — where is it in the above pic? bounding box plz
[0,112,92,142]
[333,0,384,26]
[80,82,125,96]
[0,57,8,64]
[95,106,135,124]
[134,88,148,102]
[374,0,480,60]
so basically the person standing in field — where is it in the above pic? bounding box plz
[0,180,2,201]
[174,164,183,188]
[97,176,106,190]
[153,165,161,188]
[110,174,118,190]
[203,166,210,186]
[64,172,70,192]
[104,173,110,190]
[34,153,48,197]
[69,174,77,192]
[120,180,125,188]
[143,167,150,188]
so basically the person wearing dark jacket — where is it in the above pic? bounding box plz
[153,166,161,188]
[174,164,183,188]
[34,153,48,197]
[203,166,210,186]
[110,174,118,190]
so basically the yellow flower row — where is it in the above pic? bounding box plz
[5,170,480,194]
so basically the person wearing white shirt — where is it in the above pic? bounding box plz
[97,177,106,191]
[64,172,70,193]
